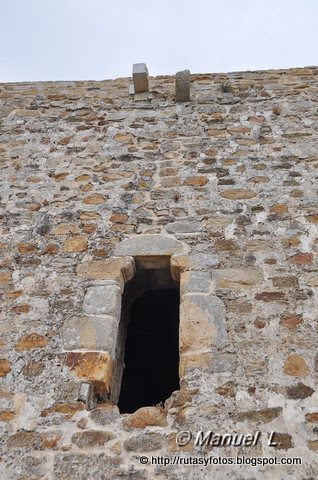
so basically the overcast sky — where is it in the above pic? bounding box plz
[1,0,317,82]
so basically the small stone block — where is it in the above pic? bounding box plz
[133,63,149,93]
[175,70,191,102]
[129,84,135,95]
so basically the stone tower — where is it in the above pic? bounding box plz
[0,66,317,479]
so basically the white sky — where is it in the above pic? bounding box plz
[1,0,317,82]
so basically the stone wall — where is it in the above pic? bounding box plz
[0,66,318,479]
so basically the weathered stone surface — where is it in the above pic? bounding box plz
[279,314,303,330]
[0,270,12,284]
[132,63,149,94]
[183,176,208,186]
[71,430,114,448]
[53,454,123,480]
[235,407,282,423]
[90,404,120,425]
[63,236,87,253]
[0,410,15,421]
[272,433,294,450]
[51,223,81,235]
[170,253,219,280]
[305,412,318,423]
[16,333,48,351]
[215,268,263,291]
[308,440,318,451]
[7,431,42,449]
[23,361,44,378]
[286,383,314,399]
[180,270,211,295]
[175,69,190,102]
[255,291,285,302]
[122,406,167,430]
[11,304,30,314]
[299,272,318,287]
[124,432,163,452]
[179,351,237,376]
[0,358,11,377]
[41,402,85,418]
[83,285,121,317]
[164,388,198,409]
[66,352,112,393]
[83,193,105,205]
[220,189,257,199]
[40,430,63,449]
[288,253,313,265]
[180,294,227,352]
[61,315,118,353]
[166,221,201,234]
[283,355,309,377]
[76,257,135,283]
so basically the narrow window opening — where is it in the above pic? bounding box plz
[117,267,180,414]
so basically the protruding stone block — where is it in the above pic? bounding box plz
[175,69,190,102]
[133,63,149,94]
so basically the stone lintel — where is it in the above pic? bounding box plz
[114,234,187,259]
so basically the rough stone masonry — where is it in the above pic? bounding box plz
[0,66,318,479]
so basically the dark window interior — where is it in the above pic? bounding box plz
[118,273,180,413]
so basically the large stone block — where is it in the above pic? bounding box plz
[132,63,149,94]
[83,285,121,317]
[175,69,190,102]
[180,294,227,352]
[66,352,112,394]
[61,315,118,354]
